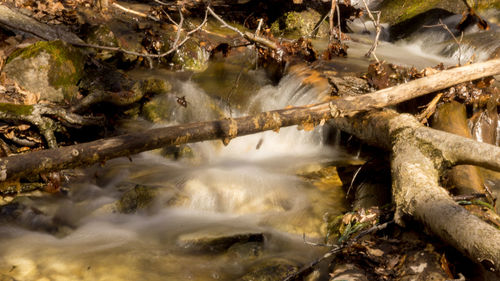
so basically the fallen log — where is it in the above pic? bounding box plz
[329,109,500,272]
[1,58,500,182]
[0,4,84,44]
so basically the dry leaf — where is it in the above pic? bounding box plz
[17,124,30,131]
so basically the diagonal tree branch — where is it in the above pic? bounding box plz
[1,58,499,181]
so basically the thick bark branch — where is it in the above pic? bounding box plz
[1,59,500,181]
[329,110,500,272]
[0,4,84,44]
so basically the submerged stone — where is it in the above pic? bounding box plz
[4,40,85,103]
[238,258,299,281]
[117,185,157,213]
[177,227,264,254]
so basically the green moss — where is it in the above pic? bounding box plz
[0,103,34,116]
[476,0,500,10]
[271,10,327,38]
[380,0,441,24]
[141,78,171,95]
[6,40,85,100]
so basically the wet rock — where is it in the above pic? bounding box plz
[271,9,329,38]
[161,145,194,160]
[170,37,210,72]
[4,40,85,103]
[177,227,264,254]
[117,185,157,214]
[141,81,225,124]
[192,60,270,109]
[438,30,500,61]
[0,197,71,235]
[238,258,299,281]
[74,61,171,113]
[140,93,179,123]
[227,242,263,260]
[330,263,368,281]
[378,0,466,26]
[388,8,455,41]
[83,24,119,61]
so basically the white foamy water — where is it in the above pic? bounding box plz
[0,70,348,281]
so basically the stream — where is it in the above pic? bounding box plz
[1,9,499,281]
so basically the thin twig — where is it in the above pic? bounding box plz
[361,0,381,62]
[424,19,463,66]
[336,3,342,43]
[416,92,443,123]
[255,18,263,36]
[207,6,246,38]
[329,0,337,44]
[154,0,168,5]
[171,7,185,52]
[72,8,207,59]
[160,7,178,26]
[207,7,277,50]
[112,2,160,22]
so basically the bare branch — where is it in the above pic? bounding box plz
[73,9,208,59]
[361,0,381,62]
[111,2,160,22]
[424,19,463,65]
[207,6,246,38]
[329,0,337,44]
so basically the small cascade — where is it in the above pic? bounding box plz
[0,69,349,281]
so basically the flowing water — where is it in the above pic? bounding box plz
[1,10,500,281]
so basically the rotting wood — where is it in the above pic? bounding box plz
[1,58,500,181]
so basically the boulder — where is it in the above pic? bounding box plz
[4,40,85,103]
[271,9,329,38]
[177,227,264,253]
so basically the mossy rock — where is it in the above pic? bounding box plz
[177,228,264,254]
[192,61,269,109]
[84,24,119,61]
[141,93,178,123]
[270,9,328,38]
[116,185,156,213]
[4,40,85,103]
[379,0,499,26]
[378,0,462,25]
[170,37,210,72]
